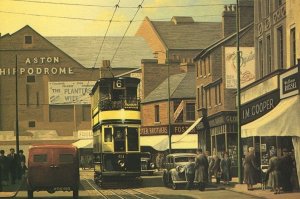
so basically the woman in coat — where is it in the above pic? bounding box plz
[212,155,221,184]
[243,147,260,190]
[194,149,208,191]
[267,151,281,194]
[220,152,231,185]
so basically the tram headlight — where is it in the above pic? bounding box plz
[150,162,155,169]
[118,160,125,168]
[176,165,185,173]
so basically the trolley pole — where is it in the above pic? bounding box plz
[236,0,243,184]
[15,55,20,155]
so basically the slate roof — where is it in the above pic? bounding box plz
[150,17,222,49]
[46,36,154,68]
[142,72,196,103]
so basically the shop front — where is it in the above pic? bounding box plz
[241,65,300,185]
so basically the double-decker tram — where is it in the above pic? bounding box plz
[90,77,141,187]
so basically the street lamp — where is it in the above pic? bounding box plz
[154,51,172,154]
[15,55,20,155]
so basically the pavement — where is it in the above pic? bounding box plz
[1,171,299,199]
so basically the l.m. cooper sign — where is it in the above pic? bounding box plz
[0,56,74,76]
[241,90,280,125]
[48,81,95,105]
[280,66,299,99]
[141,124,197,136]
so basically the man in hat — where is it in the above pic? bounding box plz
[280,148,293,192]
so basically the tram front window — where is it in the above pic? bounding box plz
[114,127,125,152]
[127,127,139,151]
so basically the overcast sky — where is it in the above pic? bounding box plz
[0,0,236,36]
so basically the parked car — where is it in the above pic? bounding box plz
[140,152,156,175]
[162,153,196,190]
[27,144,80,199]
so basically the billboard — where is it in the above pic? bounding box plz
[225,47,255,89]
[48,81,96,105]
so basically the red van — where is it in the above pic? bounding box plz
[27,144,80,198]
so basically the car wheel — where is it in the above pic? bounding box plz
[172,182,177,190]
[162,171,168,187]
[27,190,34,199]
[73,189,79,199]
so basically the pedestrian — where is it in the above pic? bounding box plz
[0,150,9,186]
[18,150,26,179]
[243,147,260,190]
[7,148,19,184]
[220,152,231,185]
[212,155,221,184]
[279,148,293,192]
[208,154,215,183]
[267,151,281,194]
[194,149,208,191]
[184,157,195,190]
[156,153,162,171]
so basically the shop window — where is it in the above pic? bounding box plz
[24,36,32,44]
[154,105,160,123]
[186,103,195,121]
[28,121,35,128]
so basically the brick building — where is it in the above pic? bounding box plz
[193,0,254,175]
[0,25,153,157]
[241,0,300,184]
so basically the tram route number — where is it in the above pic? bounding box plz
[114,79,125,89]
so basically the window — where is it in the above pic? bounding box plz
[206,88,211,108]
[28,121,35,128]
[201,86,204,108]
[27,75,35,83]
[203,58,207,76]
[290,28,296,66]
[24,36,32,44]
[104,128,112,142]
[186,103,195,121]
[197,61,200,77]
[197,87,200,108]
[127,127,139,151]
[215,84,221,105]
[59,154,74,164]
[33,154,47,163]
[277,26,284,69]
[258,39,264,77]
[154,105,160,122]
[200,60,203,77]
[206,56,211,75]
[266,35,272,74]
[266,0,270,16]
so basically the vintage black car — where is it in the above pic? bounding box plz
[162,153,196,190]
[140,152,156,175]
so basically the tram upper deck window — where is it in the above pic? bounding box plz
[104,128,112,142]
[127,127,139,151]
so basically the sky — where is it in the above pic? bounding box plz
[0,0,236,36]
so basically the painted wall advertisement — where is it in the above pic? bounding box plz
[48,81,95,105]
[225,47,255,89]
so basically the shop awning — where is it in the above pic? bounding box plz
[141,118,202,151]
[72,139,93,149]
[140,134,198,151]
[241,95,300,138]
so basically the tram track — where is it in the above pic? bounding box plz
[82,178,161,199]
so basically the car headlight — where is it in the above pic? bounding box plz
[150,163,155,168]
[176,165,185,173]
[118,160,125,168]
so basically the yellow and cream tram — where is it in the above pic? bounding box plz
[90,77,141,187]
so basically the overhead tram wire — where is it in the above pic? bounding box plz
[7,0,226,8]
[109,0,145,71]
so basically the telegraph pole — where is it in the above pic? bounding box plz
[15,55,20,155]
[236,0,243,184]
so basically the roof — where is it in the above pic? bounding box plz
[46,36,154,68]
[142,72,196,103]
[149,17,222,49]
[194,23,254,60]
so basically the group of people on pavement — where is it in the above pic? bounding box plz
[184,149,232,191]
[0,148,26,187]
[243,147,299,194]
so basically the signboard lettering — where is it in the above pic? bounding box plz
[280,66,299,99]
[141,124,197,136]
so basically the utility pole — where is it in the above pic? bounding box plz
[15,55,20,155]
[236,0,243,184]
[166,50,172,154]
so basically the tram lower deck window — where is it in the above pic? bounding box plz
[127,127,139,151]
[104,128,112,142]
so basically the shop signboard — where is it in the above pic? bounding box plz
[280,66,299,99]
[241,90,280,124]
[141,124,197,136]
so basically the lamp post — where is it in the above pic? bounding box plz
[236,0,243,184]
[154,51,172,154]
